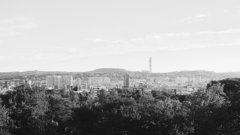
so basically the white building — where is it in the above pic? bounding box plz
[46,75,73,89]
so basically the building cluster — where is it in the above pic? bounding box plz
[46,75,74,90]
[0,73,206,96]
[0,79,37,94]
[0,57,206,96]
[0,57,207,96]
[45,75,129,92]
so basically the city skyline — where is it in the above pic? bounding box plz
[1,0,240,72]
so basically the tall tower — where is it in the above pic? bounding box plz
[149,57,152,73]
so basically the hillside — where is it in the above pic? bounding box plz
[0,70,68,80]
[88,68,129,73]
[1,69,240,80]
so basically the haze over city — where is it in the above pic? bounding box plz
[0,0,240,72]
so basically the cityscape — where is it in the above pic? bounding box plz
[1,0,240,135]
[0,57,211,96]
[1,60,240,135]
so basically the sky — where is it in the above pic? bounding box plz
[0,0,240,73]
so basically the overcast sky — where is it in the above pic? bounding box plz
[0,0,240,72]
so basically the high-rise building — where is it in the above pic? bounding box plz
[73,78,82,90]
[55,77,62,89]
[61,75,73,87]
[73,78,81,86]
[46,76,54,89]
[88,77,111,87]
[4,81,8,89]
[27,80,32,88]
[46,76,62,89]
[123,74,130,88]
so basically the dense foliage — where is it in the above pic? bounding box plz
[1,79,240,135]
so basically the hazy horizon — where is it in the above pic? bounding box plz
[1,0,240,72]
[0,68,238,74]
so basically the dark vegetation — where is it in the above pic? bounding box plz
[0,78,240,135]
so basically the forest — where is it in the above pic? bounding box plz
[0,78,240,135]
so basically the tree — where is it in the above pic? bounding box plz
[187,83,230,135]
[7,85,49,135]
[0,98,11,135]
[45,95,72,135]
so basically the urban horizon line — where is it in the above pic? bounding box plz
[0,68,239,74]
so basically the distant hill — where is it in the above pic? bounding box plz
[219,72,240,79]
[0,70,68,80]
[88,68,129,73]
[150,71,240,80]
[156,70,218,78]
[1,69,240,80]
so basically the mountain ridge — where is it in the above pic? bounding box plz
[1,68,240,80]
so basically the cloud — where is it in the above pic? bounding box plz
[182,14,208,24]
[27,28,240,62]
[196,14,208,18]
[0,55,5,60]
[87,28,240,55]
[18,27,240,64]
[196,28,240,35]
[88,38,131,47]
[0,16,37,38]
